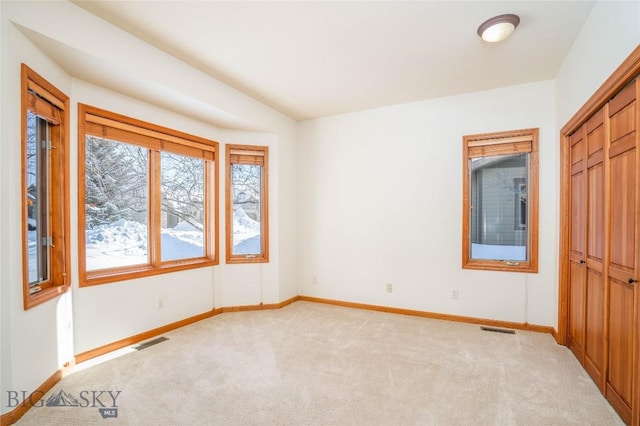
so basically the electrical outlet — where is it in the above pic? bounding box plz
[312,276,318,285]
[158,297,165,309]
[386,283,393,293]
[451,289,459,299]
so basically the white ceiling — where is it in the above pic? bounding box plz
[73,1,596,121]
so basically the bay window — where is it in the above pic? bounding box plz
[79,104,218,286]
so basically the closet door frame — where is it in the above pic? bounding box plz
[558,45,640,426]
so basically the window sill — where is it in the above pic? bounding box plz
[462,260,538,273]
[81,257,216,287]
[24,283,70,310]
[226,255,269,264]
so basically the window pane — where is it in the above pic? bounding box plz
[160,152,205,261]
[231,163,262,255]
[26,111,49,284]
[469,153,528,261]
[85,136,148,270]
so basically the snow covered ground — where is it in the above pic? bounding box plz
[85,219,149,270]
[81,207,260,270]
[27,207,262,276]
[29,211,521,277]
[231,207,261,254]
[471,243,526,261]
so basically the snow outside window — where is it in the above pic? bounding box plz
[78,104,218,286]
[226,145,269,263]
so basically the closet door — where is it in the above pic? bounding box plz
[568,124,587,362]
[567,109,607,389]
[606,80,638,425]
[584,109,606,388]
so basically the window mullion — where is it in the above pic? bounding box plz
[149,150,162,266]
[204,161,213,258]
[50,123,66,285]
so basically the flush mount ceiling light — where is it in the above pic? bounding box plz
[477,14,520,42]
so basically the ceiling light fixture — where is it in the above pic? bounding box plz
[477,14,520,42]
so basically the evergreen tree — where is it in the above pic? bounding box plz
[85,136,147,228]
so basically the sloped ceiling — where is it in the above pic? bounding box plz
[71,1,596,121]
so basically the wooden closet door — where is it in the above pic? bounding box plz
[607,80,638,425]
[584,109,606,388]
[568,124,587,362]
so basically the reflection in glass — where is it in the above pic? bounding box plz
[26,111,49,285]
[469,153,528,261]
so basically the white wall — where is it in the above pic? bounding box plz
[72,79,236,353]
[0,1,7,409]
[297,80,557,326]
[295,0,640,332]
[2,0,638,418]
[556,0,640,127]
[0,1,297,415]
[0,18,76,413]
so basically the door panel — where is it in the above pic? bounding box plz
[569,261,586,357]
[571,170,586,260]
[585,269,605,382]
[606,81,637,425]
[609,279,634,405]
[610,149,636,271]
[607,279,635,424]
[584,110,607,387]
[568,126,587,360]
[587,164,605,261]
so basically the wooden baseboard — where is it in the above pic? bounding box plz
[298,295,556,335]
[219,295,300,313]
[584,357,604,395]
[606,384,632,425]
[75,308,223,364]
[76,296,300,364]
[0,362,74,426]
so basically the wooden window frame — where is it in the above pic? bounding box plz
[225,144,269,264]
[78,104,219,287]
[462,128,539,273]
[21,64,71,309]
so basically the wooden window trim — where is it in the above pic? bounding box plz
[462,128,539,273]
[21,64,71,309]
[225,144,269,264]
[78,104,219,287]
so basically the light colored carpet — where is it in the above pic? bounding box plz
[17,301,624,425]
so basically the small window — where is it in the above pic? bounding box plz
[78,104,218,286]
[225,144,269,263]
[462,128,539,273]
[21,64,71,309]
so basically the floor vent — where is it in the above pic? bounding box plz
[133,336,168,351]
[481,326,516,335]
